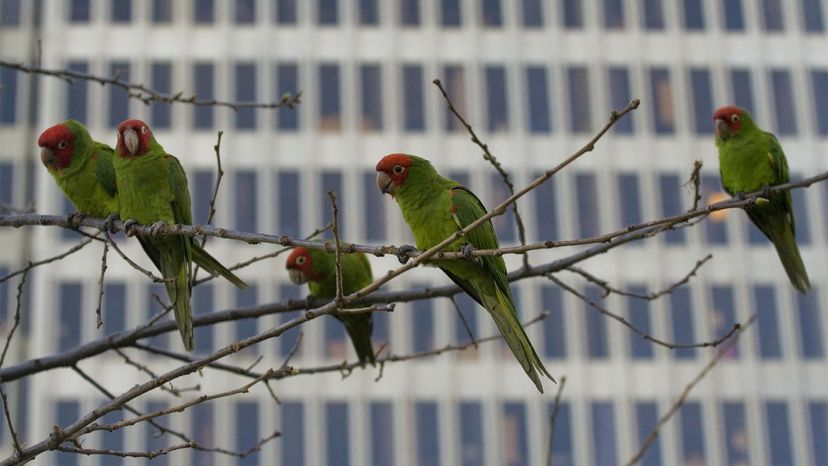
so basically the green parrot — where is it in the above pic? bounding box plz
[38,119,119,218]
[113,119,247,351]
[714,106,810,293]
[376,154,554,392]
[286,246,376,367]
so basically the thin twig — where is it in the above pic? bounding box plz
[103,229,166,283]
[327,191,344,304]
[94,241,109,329]
[114,349,182,397]
[685,160,704,212]
[448,295,477,348]
[546,375,567,466]
[0,236,95,284]
[0,385,23,457]
[0,270,27,367]
[56,442,195,459]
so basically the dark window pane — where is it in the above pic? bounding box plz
[485,65,509,132]
[65,61,88,121]
[275,0,296,23]
[0,67,17,124]
[490,173,516,243]
[649,68,675,134]
[102,282,126,335]
[702,174,729,244]
[108,62,130,128]
[503,402,528,466]
[562,0,582,28]
[276,63,300,130]
[711,286,739,358]
[608,67,634,133]
[146,283,169,349]
[801,0,825,31]
[690,68,714,134]
[635,402,662,466]
[526,66,551,133]
[754,285,782,358]
[319,64,341,131]
[326,402,350,466]
[722,402,749,465]
[55,401,80,466]
[234,170,258,232]
[603,0,624,29]
[440,0,461,26]
[100,410,124,466]
[69,0,90,22]
[481,0,502,27]
[533,174,558,240]
[679,402,706,464]
[59,283,82,351]
[360,64,383,131]
[453,293,478,344]
[585,286,608,358]
[324,309,347,359]
[370,402,394,466]
[548,402,573,466]
[541,285,565,358]
[235,63,257,129]
[722,0,744,30]
[617,173,642,227]
[797,290,823,358]
[236,0,255,23]
[193,62,214,129]
[521,0,542,27]
[236,402,259,466]
[151,0,172,22]
[729,68,755,116]
[810,401,828,466]
[192,283,214,354]
[150,62,172,129]
[769,69,797,135]
[281,402,304,466]
[0,163,11,205]
[145,401,169,466]
[400,0,419,25]
[318,0,338,24]
[460,402,483,466]
[658,174,686,244]
[278,285,303,358]
[670,287,695,358]
[0,0,20,27]
[362,171,385,241]
[403,64,425,131]
[235,286,259,356]
[683,0,705,30]
[320,171,344,239]
[567,67,591,133]
[61,196,83,240]
[359,0,378,24]
[190,404,214,466]
[812,70,828,135]
[277,170,300,237]
[761,0,784,31]
[443,65,466,132]
[575,173,600,238]
[791,174,811,244]
[0,266,8,324]
[628,286,653,359]
[191,169,214,225]
[412,283,434,352]
[642,0,664,29]
[416,401,441,466]
[591,402,617,465]
[193,0,214,23]
[765,401,793,465]
[111,0,131,22]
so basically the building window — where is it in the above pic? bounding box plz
[61,197,83,240]
[525,66,551,133]
[635,402,662,466]
[722,0,744,30]
[575,173,600,238]
[276,170,301,237]
[670,287,695,359]
[0,267,7,324]
[69,0,90,22]
[608,67,634,133]
[281,402,305,465]
[416,401,441,465]
[481,0,502,27]
[540,285,565,358]
[489,173,516,243]
[111,0,131,22]
[459,402,483,466]
[521,0,543,27]
[320,171,345,238]
[326,402,350,465]
[193,0,214,23]
[411,283,435,352]
[702,174,730,244]
[234,170,258,232]
[754,285,782,358]
[533,175,558,240]
[801,0,825,31]
[402,64,425,131]
[679,402,707,464]
[769,69,797,135]
[319,63,341,131]
[400,0,419,25]
[278,285,303,358]
[765,401,794,465]
[0,163,11,207]
[729,68,755,116]
[658,174,686,244]
[442,65,466,132]
[562,0,582,28]
[362,171,385,242]
[55,401,80,465]
[617,174,642,228]
[722,402,750,465]
[108,62,130,128]
[567,66,591,133]
[236,402,258,466]
[370,402,394,465]
[235,286,259,356]
[689,68,714,134]
[627,286,653,359]
[324,309,347,360]
[275,0,296,23]
[548,402,573,465]
[102,282,126,335]
[810,401,828,465]
[190,168,214,225]
[591,402,617,465]
[236,0,255,24]
[360,64,383,131]
[642,0,664,30]
[151,0,172,22]
[150,62,172,129]
[235,63,257,130]
[584,286,608,358]
[0,67,16,125]
[761,0,784,31]
[318,0,338,25]
[711,286,739,358]
[812,70,828,136]
[100,411,125,464]
[146,283,170,349]
[440,0,461,26]
[0,0,20,26]
[502,403,528,466]
[59,283,82,351]
[791,175,812,244]
[191,404,214,466]
[359,0,378,25]
[276,63,300,130]
[682,0,705,30]
[485,65,509,132]
[603,0,624,28]
[192,282,214,354]
[65,61,88,122]
[797,291,823,358]
[649,68,675,134]
[192,62,214,129]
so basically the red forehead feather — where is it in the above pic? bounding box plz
[117,118,149,133]
[286,247,309,267]
[375,153,413,172]
[713,106,743,120]
[38,123,73,147]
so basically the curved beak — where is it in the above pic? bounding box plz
[40,147,55,166]
[123,128,140,155]
[714,118,729,140]
[288,268,306,285]
[376,171,394,196]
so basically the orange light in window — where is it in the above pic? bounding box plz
[708,192,731,222]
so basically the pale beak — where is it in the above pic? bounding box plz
[714,118,729,139]
[40,147,55,166]
[123,128,140,155]
[376,171,394,195]
[288,268,306,285]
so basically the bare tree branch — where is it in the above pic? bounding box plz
[0,237,96,284]
[0,270,26,367]
[56,442,195,459]
[546,375,567,466]
[328,191,344,304]
[94,241,109,329]
[0,385,23,458]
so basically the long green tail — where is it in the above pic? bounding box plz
[163,253,193,351]
[338,314,376,367]
[480,285,554,393]
[748,210,811,294]
[192,245,248,289]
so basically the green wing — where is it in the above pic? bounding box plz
[166,154,193,226]
[93,143,118,198]
[765,132,796,234]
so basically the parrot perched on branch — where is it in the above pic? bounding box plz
[376,153,554,392]
[286,246,376,367]
[113,119,247,351]
[714,106,810,293]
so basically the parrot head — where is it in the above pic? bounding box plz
[375,153,419,197]
[286,247,323,284]
[38,121,81,170]
[713,106,754,141]
[116,119,154,158]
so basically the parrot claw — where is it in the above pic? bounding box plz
[761,184,773,200]
[395,244,416,264]
[67,211,86,227]
[149,221,168,237]
[122,219,139,237]
[461,243,476,260]
[102,213,120,235]
[304,294,316,309]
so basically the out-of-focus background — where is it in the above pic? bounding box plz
[1,0,827,465]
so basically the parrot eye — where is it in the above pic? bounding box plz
[57,140,68,150]
[392,165,404,175]
[730,114,740,123]
[295,256,306,265]
[141,126,148,135]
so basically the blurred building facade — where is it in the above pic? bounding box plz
[1,0,827,465]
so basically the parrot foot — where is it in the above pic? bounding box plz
[122,219,139,237]
[734,192,746,201]
[461,243,476,260]
[395,244,416,264]
[149,221,168,238]
[761,184,773,200]
[304,294,316,309]
[102,213,120,235]
[67,211,86,227]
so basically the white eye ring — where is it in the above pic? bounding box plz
[731,114,740,123]
[296,256,306,265]
[141,126,148,135]
[392,165,404,174]
[57,140,68,149]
